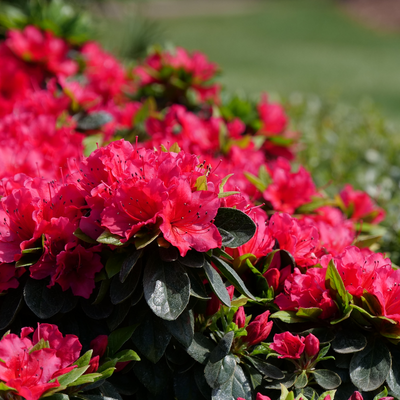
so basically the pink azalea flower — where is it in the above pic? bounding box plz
[270,331,305,359]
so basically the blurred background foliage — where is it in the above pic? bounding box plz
[1,0,400,259]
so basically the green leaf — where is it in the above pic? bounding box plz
[97,230,124,246]
[243,363,263,391]
[270,310,309,324]
[76,111,113,131]
[186,332,215,364]
[218,191,240,198]
[387,346,400,397]
[244,356,284,379]
[57,366,89,386]
[0,382,17,391]
[211,364,252,400]
[312,369,342,390]
[74,350,93,368]
[373,387,389,400]
[219,174,234,193]
[294,370,308,389]
[209,331,235,363]
[317,391,337,400]
[349,340,391,391]
[179,250,205,268]
[214,207,257,248]
[143,257,190,321]
[244,171,268,192]
[0,287,23,330]
[133,228,160,249]
[332,331,367,354]
[353,235,382,249]
[325,259,352,308]
[105,252,125,279]
[110,258,142,305]
[205,353,236,389]
[132,356,170,396]
[296,307,322,320]
[163,309,194,348]
[108,325,138,356]
[83,133,104,156]
[29,338,50,353]
[73,227,98,244]
[203,259,231,307]
[195,175,208,191]
[24,278,65,319]
[174,370,206,400]
[114,348,140,363]
[67,372,103,387]
[211,256,256,300]
[131,313,171,364]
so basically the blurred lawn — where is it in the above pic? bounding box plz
[153,0,400,123]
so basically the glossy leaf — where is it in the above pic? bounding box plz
[143,257,190,321]
[212,256,256,300]
[186,332,215,364]
[163,309,194,348]
[205,353,236,389]
[350,340,391,391]
[312,369,342,390]
[214,207,256,248]
[332,331,367,354]
[203,259,231,307]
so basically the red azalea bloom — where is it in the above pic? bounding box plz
[263,158,317,214]
[304,333,319,357]
[270,331,305,359]
[340,184,385,224]
[268,213,319,267]
[257,93,287,136]
[0,324,82,400]
[160,178,221,257]
[243,310,273,347]
[275,267,338,320]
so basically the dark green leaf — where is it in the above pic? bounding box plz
[77,111,113,131]
[98,381,123,400]
[386,345,400,397]
[108,325,138,356]
[262,373,296,390]
[186,332,215,364]
[105,252,125,279]
[132,356,171,395]
[143,257,190,321]
[212,364,252,400]
[0,287,23,330]
[332,331,367,354]
[203,259,231,307]
[163,309,194,348]
[120,249,143,282]
[243,363,263,390]
[110,258,142,305]
[179,250,205,268]
[194,363,212,398]
[131,314,171,364]
[218,228,235,246]
[187,269,210,300]
[80,296,114,320]
[209,331,235,363]
[174,370,205,400]
[350,340,391,391]
[294,370,308,389]
[205,353,236,389]
[312,369,342,390]
[24,278,65,319]
[43,395,69,400]
[244,356,284,379]
[107,299,132,331]
[214,207,256,248]
[68,372,103,387]
[211,257,256,300]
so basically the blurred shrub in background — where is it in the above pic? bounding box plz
[284,93,400,263]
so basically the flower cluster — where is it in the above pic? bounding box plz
[0,16,394,400]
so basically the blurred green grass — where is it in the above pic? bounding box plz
[154,0,400,123]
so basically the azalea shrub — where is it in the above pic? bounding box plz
[0,2,399,400]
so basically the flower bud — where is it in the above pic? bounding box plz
[304,333,319,357]
[90,335,108,358]
[233,306,246,328]
[348,392,363,400]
